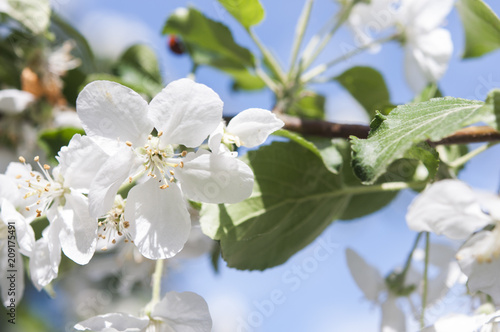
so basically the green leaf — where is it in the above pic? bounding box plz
[435,144,469,179]
[114,44,164,98]
[272,129,342,174]
[38,127,85,163]
[337,140,419,220]
[163,7,255,67]
[200,140,421,270]
[200,141,348,270]
[7,0,50,34]
[403,142,440,181]
[351,97,487,184]
[289,91,326,120]
[217,0,265,28]
[457,0,500,58]
[335,66,391,117]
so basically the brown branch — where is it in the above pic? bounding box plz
[224,114,500,145]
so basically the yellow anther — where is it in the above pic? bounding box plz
[181,151,187,157]
[34,156,39,162]
[169,170,175,176]
[15,175,21,179]
[180,161,184,168]
[43,164,50,170]
[129,177,133,183]
[125,141,133,147]
[25,207,30,211]
[18,156,26,163]
[158,131,163,137]
[148,135,152,140]
[160,184,169,189]
[169,177,174,182]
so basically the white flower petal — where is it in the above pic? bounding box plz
[29,234,60,291]
[423,313,489,332]
[406,180,491,240]
[125,178,191,259]
[149,78,223,148]
[345,248,385,302]
[0,89,35,114]
[0,174,21,210]
[457,231,500,304]
[152,291,212,332]
[404,28,452,93]
[56,193,97,265]
[226,108,284,148]
[1,200,35,256]
[89,145,138,218]
[176,150,254,204]
[74,313,149,332]
[56,134,109,191]
[208,122,224,153]
[381,296,406,332]
[76,81,153,146]
[398,0,454,32]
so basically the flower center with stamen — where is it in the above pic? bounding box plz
[17,156,66,217]
[97,196,133,250]
[133,135,186,190]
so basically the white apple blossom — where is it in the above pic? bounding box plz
[74,291,212,332]
[348,0,399,51]
[76,78,254,260]
[406,179,500,304]
[6,134,108,272]
[348,0,454,92]
[346,245,462,332]
[398,0,454,93]
[406,180,491,239]
[208,108,284,153]
[0,89,35,114]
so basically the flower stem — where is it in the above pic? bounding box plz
[420,232,430,329]
[288,0,314,80]
[301,33,398,83]
[246,27,286,84]
[400,232,423,282]
[145,259,165,315]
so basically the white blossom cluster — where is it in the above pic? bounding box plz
[0,78,284,331]
[348,0,454,93]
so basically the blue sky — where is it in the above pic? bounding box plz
[47,1,500,331]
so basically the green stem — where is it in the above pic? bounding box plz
[246,27,287,84]
[343,181,426,195]
[448,142,498,168]
[289,0,314,80]
[301,33,398,83]
[301,0,355,71]
[400,232,423,282]
[420,232,430,329]
[145,259,165,315]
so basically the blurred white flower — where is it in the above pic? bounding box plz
[75,291,212,332]
[0,89,35,114]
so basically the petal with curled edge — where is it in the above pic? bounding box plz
[125,178,191,260]
[226,108,284,148]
